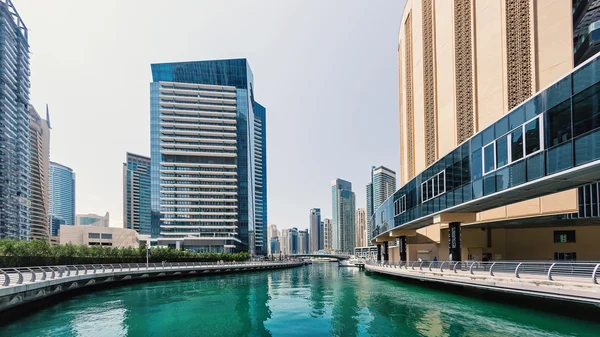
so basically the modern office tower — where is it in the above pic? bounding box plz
[0,0,30,240]
[267,224,278,254]
[76,212,109,227]
[355,208,367,248]
[28,105,50,241]
[309,208,323,252]
[331,179,355,253]
[286,227,298,254]
[298,229,309,254]
[280,229,289,255]
[373,0,600,262]
[366,166,396,243]
[150,59,266,254]
[123,153,152,235]
[270,236,280,256]
[49,162,75,237]
[323,218,332,251]
[254,102,267,255]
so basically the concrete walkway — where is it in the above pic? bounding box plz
[365,263,600,306]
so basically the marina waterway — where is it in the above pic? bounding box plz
[0,262,598,337]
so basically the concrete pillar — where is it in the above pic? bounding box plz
[383,241,389,262]
[449,222,462,261]
[376,244,381,262]
[397,236,407,262]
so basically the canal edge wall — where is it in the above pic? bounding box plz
[0,261,303,316]
[364,264,600,307]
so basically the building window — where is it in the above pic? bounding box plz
[101,233,113,240]
[421,171,445,203]
[553,230,576,243]
[554,252,577,261]
[88,233,100,239]
[394,195,407,216]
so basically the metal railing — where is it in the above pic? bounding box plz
[0,260,300,287]
[366,260,600,285]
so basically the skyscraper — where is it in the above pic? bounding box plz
[123,153,152,236]
[0,0,30,239]
[309,208,323,252]
[270,236,280,256]
[355,208,367,248]
[254,102,267,254]
[49,162,75,237]
[323,218,332,251]
[366,166,396,244]
[150,59,266,254]
[28,105,50,241]
[286,227,298,255]
[280,229,289,255]
[331,179,355,253]
[298,229,309,254]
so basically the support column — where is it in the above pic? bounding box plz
[397,236,407,262]
[383,241,389,262]
[449,222,462,262]
[376,244,382,262]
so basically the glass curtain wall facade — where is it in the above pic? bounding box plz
[331,179,355,253]
[123,153,151,235]
[0,0,30,239]
[28,105,50,240]
[309,208,322,252]
[49,162,75,237]
[374,53,600,238]
[150,59,263,253]
[298,229,309,254]
[253,102,267,255]
[286,227,298,254]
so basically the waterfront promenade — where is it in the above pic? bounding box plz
[365,261,600,306]
[0,261,303,313]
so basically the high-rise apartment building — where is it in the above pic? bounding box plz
[0,0,30,239]
[76,212,109,227]
[280,229,289,255]
[286,227,298,255]
[28,105,50,241]
[323,218,332,251]
[355,208,367,248]
[123,153,152,236]
[309,208,323,252]
[370,0,600,262]
[270,236,280,256]
[49,162,75,237]
[331,179,355,253]
[367,166,396,243]
[298,229,309,254]
[267,224,278,254]
[150,59,266,254]
[254,103,267,254]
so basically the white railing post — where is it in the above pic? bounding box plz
[592,263,600,284]
[547,262,556,281]
[419,261,424,271]
[514,263,522,278]
[440,261,446,272]
[26,268,36,282]
[469,262,475,275]
[0,270,9,286]
[16,269,23,284]
[452,262,459,273]
[489,262,496,277]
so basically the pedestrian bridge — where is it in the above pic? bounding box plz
[372,52,600,242]
[291,254,351,261]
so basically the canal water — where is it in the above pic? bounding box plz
[0,262,598,337]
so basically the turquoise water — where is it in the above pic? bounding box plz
[0,262,598,337]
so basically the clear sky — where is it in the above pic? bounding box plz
[20,1,404,230]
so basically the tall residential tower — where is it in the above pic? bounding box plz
[123,153,152,236]
[309,208,323,252]
[331,179,355,253]
[49,162,75,237]
[0,0,30,239]
[150,59,266,254]
[366,166,396,244]
[28,105,50,241]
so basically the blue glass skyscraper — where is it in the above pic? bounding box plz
[49,161,75,237]
[123,153,151,236]
[150,59,267,254]
[0,0,30,239]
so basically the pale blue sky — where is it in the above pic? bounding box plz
[20,1,404,229]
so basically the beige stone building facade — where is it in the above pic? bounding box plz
[60,225,140,248]
[28,105,51,241]
[389,0,600,261]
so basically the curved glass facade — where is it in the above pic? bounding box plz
[373,52,600,240]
